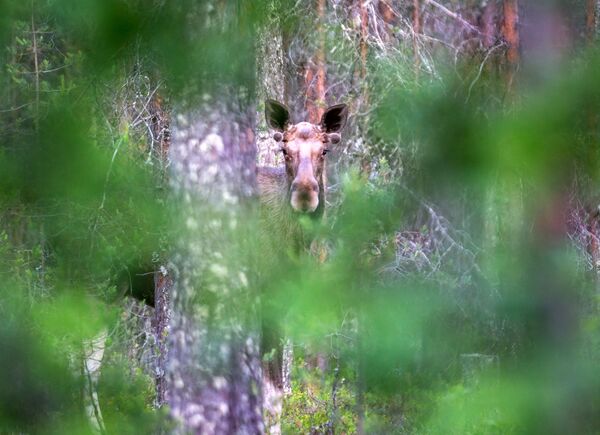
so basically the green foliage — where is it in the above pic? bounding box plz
[98,361,168,434]
[0,280,88,434]
[282,356,357,434]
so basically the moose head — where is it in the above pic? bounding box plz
[265,100,348,214]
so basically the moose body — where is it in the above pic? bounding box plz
[257,166,308,255]
[257,100,348,432]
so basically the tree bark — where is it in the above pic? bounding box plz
[586,0,600,43]
[305,0,327,124]
[256,4,291,433]
[482,0,498,49]
[597,0,600,40]
[166,95,263,434]
[412,0,422,78]
[154,269,172,407]
[82,330,107,434]
[502,0,519,94]
[359,0,369,83]
[256,0,286,167]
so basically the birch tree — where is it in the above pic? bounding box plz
[160,3,264,433]
[166,95,263,434]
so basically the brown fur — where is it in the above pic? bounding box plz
[257,122,329,248]
[257,166,307,256]
[283,124,327,143]
[258,100,348,255]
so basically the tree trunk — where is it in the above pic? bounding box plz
[502,0,519,94]
[256,3,291,433]
[412,0,422,78]
[31,6,40,131]
[586,0,600,42]
[256,0,286,167]
[305,0,327,124]
[166,95,263,434]
[482,0,498,49]
[154,269,172,407]
[597,0,600,39]
[82,330,108,434]
[359,0,369,84]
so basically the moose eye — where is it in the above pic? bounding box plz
[322,149,330,156]
[280,148,288,156]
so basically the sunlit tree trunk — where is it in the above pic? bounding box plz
[355,0,374,177]
[82,331,107,434]
[502,0,519,95]
[359,0,369,85]
[305,0,327,124]
[166,95,263,433]
[585,0,599,42]
[586,0,595,42]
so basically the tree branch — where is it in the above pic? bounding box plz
[423,0,481,34]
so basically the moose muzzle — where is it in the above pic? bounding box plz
[290,163,319,213]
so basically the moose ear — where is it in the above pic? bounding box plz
[265,99,291,132]
[320,104,348,133]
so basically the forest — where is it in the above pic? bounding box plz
[1,0,599,434]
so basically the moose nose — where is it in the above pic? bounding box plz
[291,178,319,195]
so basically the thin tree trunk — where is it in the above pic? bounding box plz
[31,4,40,131]
[148,94,172,409]
[359,0,369,84]
[585,0,596,42]
[305,0,327,124]
[586,0,598,43]
[355,310,365,435]
[597,0,600,39]
[352,0,368,178]
[154,269,172,407]
[587,208,600,270]
[166,95,263,434]
[412,0,421,79]
[482,0,498,49]
[82,330,108,434]
[503,0,519,95]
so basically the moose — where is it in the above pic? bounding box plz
[258,99,348,253]
[257,99,348,431]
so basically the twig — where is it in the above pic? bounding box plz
[83,335,107,435]
[31,3,40,130]
[423,0,481,35]
[99,136,124,210]
[18,63,72,74]
[325,363,341,435]
[466,42,505,102]
[0,102,33,113]
[130,83,161,127]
